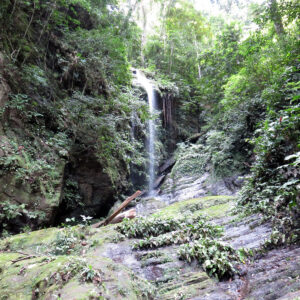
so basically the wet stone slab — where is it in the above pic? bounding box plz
[221,246,300,300]
[220,214,273,249]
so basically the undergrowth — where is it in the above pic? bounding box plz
[132,219,222,250]
[117,215,241,280]
[178,239,238,279]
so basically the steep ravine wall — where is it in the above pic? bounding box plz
[0,0,133,234]
[0,67,119,234]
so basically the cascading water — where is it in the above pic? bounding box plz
[135,70,157,194]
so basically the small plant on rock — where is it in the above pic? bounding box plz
[81,264,103,284]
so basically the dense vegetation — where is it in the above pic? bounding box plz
[0,0,148,233]
[0,0,299,247]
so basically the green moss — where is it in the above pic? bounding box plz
[82,255,156,300]
[200,202,234,218]
[0,227,59,252]
[55,279,99,300]
[0,252,155,299]
[89,224,119,248]
[0,254,71,299]
[0,253,20,266]
[152,196,235,219]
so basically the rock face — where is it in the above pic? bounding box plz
[0,135,116,232]
[0,133,65,231]
[159,172,239,205]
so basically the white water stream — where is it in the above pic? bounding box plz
[135,70,157,193]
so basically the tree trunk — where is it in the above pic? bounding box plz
[269,0,285,36]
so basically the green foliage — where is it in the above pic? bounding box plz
[171,143,209,179]
[116,214,241,280]
[62,179,83,210]
[144,0,210,81]
[47,257,104,292]
[63,90,147,185]
[171,128,247,179]
[178,239,238,279]
[237,67,300,244]
[0,0,149,236]
[51,227,80,255]
[0,93,42,122]
[0,201,40,222]
[64,26,131,87]
[0,138,62,197]
[0,202,23,220]
[132,219,223,250]
[181,202,203,213]
[116,216,186,238]
[80,264,102,283]
[141,0,299,250]
[0,201,42,237]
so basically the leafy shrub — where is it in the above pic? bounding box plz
[181,202,203,213]
[170,143,210,179]
[51,226,82,255]
[116,216,186,238]
[80,264,103,283]
[0,202,25,221]
[62,179,83,210]
[133,219,223,250]
[0,138,63,198]
[178,239,238,279]
[0,201,42,237]
[38,257,104,294]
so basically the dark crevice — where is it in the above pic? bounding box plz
[53,153,116,225]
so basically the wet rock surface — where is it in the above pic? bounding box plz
[218,246,300,300]
[159,172,237,205]
[220,215,273,250]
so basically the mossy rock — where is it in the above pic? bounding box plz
[152,195,235,219]
[0,222,156,299]
[0,228,60,252]
[159,271,213,300]
[0,251,156,300]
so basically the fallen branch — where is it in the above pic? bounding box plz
[92,190,143,228]
[12,255,36,264]
[243,162,252,168]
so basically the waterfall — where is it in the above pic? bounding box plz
[135,70,157,193]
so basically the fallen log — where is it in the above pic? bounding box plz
[110,208,136,224]
[12,255,37,264]
[92,190,143,228]
[158,156,175,174]
[154,175,166,189]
